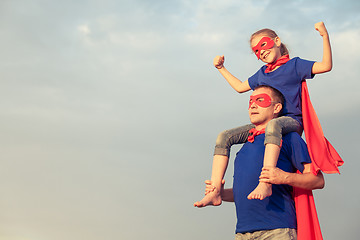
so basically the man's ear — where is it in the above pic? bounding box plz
[273,103,282,115]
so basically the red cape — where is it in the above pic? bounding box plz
[301,81,344,174]
[295,81,344,240]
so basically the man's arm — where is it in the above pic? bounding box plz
[259,163,325,190]
[221,188,234,202]
[312,22,333,74]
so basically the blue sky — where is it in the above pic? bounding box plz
[0,0,359,239]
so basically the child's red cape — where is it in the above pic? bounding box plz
[294,81,344,240]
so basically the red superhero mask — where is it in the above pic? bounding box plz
[252,37,275,59]
[249,93,273,109]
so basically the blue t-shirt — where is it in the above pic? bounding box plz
[233,132,311,234]
[248,57,315,126]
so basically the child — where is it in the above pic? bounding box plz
[194,22,332,207]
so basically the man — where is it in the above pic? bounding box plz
[201,85,324,240]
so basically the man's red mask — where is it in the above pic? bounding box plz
[252,37,275,59]
[249,93,273,109]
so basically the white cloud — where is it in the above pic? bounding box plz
[77,24,91,35]
[332,28,360,61]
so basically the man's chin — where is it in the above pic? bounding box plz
[249,116,260,125]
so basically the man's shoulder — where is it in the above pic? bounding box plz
[283,131,302,139]
[282,132,306,146]
[281,132,310,159]
[281,132,311,169]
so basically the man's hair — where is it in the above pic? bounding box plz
[254,85,285,116]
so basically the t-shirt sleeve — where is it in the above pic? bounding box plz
[283,133,312,173]
[295,57,316,80]
[248,68,262,90]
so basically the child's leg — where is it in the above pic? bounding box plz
[194,124,254,207]
[247,117,302,200]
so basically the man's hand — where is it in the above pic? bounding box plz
[213,55,225,69]
[259,167,289,185]
[314,22,328,37]
[203,179,234,202]
[204,179,225,195]
[260,164,325,190]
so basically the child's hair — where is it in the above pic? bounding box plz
[250,29,289,56]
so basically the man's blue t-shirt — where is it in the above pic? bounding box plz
[233,132,311,234]
[248,57,315,126]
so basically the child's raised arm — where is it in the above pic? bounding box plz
[214,55,251,93]
[312,22,333,74]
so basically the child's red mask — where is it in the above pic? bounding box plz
[249,93,273,108]
[252,37,275,59]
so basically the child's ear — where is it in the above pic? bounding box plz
[274,37,282,47]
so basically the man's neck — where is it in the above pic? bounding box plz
[254,118,275,131]
[255,124,267,131]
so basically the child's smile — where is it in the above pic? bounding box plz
[251,35,282,64]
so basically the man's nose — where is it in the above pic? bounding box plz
[250,101,257,108]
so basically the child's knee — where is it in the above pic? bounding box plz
[265,120,282,146]
[214,130,231,156]
[215,130,230,146]
[265,119,282,137]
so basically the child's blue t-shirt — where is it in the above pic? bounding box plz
[233,133,311,234]
[248,57,315,126]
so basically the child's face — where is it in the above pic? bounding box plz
[251,35,282,64]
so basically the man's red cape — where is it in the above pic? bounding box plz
[294,81,344,240]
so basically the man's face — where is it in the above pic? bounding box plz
[248,88,280,128]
